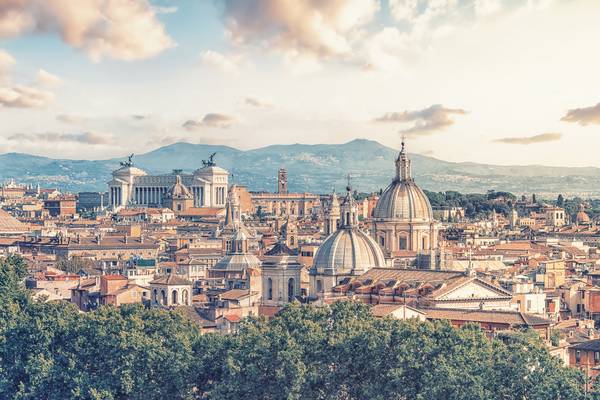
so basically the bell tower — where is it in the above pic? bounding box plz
[278,168,288,194]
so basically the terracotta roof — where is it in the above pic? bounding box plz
[424,308,552,327]
[224,314,242,323]
[357,268,464,284]
[371,304,424,318]
[150,274,191,286]
[259,305,283,318]
[220,289,252,301]
[102,274,127,281]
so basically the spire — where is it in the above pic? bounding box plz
[395,136,412,182]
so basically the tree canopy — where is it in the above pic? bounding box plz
[0,256,592,399]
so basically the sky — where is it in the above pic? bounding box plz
[0,0,600,166]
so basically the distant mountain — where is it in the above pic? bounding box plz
[2,139,600,197]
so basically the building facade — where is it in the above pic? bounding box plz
[108,156,228,210]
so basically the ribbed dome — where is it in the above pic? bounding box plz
[168,175,192,199]
[373,140,433,222]
[312,228,386,275]
[373,180,433,222]
[576,204,590,224]
[213,254,262,271]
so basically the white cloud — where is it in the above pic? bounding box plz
[57,114,86,124]
[183,113,235,130]
[245,97,273,109]
[219,0,379,61]
[200,50,242,74]
[374,104,467,135]
[36,69,61,87]
[8,131,112,145]
[0,0,174,61]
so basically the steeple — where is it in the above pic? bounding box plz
[325,188,341,236]
[340,177,358,228]
[395,137,412,182]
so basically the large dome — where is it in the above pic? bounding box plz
[373,141,433,222]
[312,228,386,275]
[373,180,433,222]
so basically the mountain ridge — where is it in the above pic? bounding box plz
[2,139,600,196]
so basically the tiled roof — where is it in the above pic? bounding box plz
[150,274,191,286]
[0,209,28,232]
[220,289,252,301]
[423,307,552,327]
[570,339,600,352]
[358,268,464,283]
[371,304,424,317]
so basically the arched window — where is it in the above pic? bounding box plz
[267,278,273,300]
[161,289,167,305]
[289,236,295,246]
[379,236,385,246]
[153,289,158,303]
[172,290,178,305]
[182,289,189,305]
[288,278,295,302]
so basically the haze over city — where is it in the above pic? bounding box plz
[0,0,599,167]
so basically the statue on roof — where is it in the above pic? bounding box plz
[120,154,134,167]
[202,152,217,167]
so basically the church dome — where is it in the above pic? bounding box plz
[373,142,433,222]
[313,187,385,275]
[312,228,386,275]
[213,253,262,271]
[168,175,192,199]
[374,181,433,222]
[576,204,590,224]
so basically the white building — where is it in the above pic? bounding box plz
[108,155,228,210]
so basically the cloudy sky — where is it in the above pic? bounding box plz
[0,0,599,166]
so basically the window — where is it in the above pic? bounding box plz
[576,350,581,364]
[399,236,407,250]
[267,278,273,300]
[526,300,532,311]
[595,352,600,364]
[288,278,295,302]
[316,279,323,293]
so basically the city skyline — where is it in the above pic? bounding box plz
[0,0,599,167]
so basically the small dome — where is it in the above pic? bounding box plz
[213,254,262,271]
[312,228,386,275]
[373,180,433,222]
[168,175,192,199]
[576,205,590,224]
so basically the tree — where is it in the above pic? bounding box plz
[0,261,589,400]
[557,194,565,207]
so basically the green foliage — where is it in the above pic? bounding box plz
[0,257,589,399]
[424,190,514,219]
[56,256,97,274]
